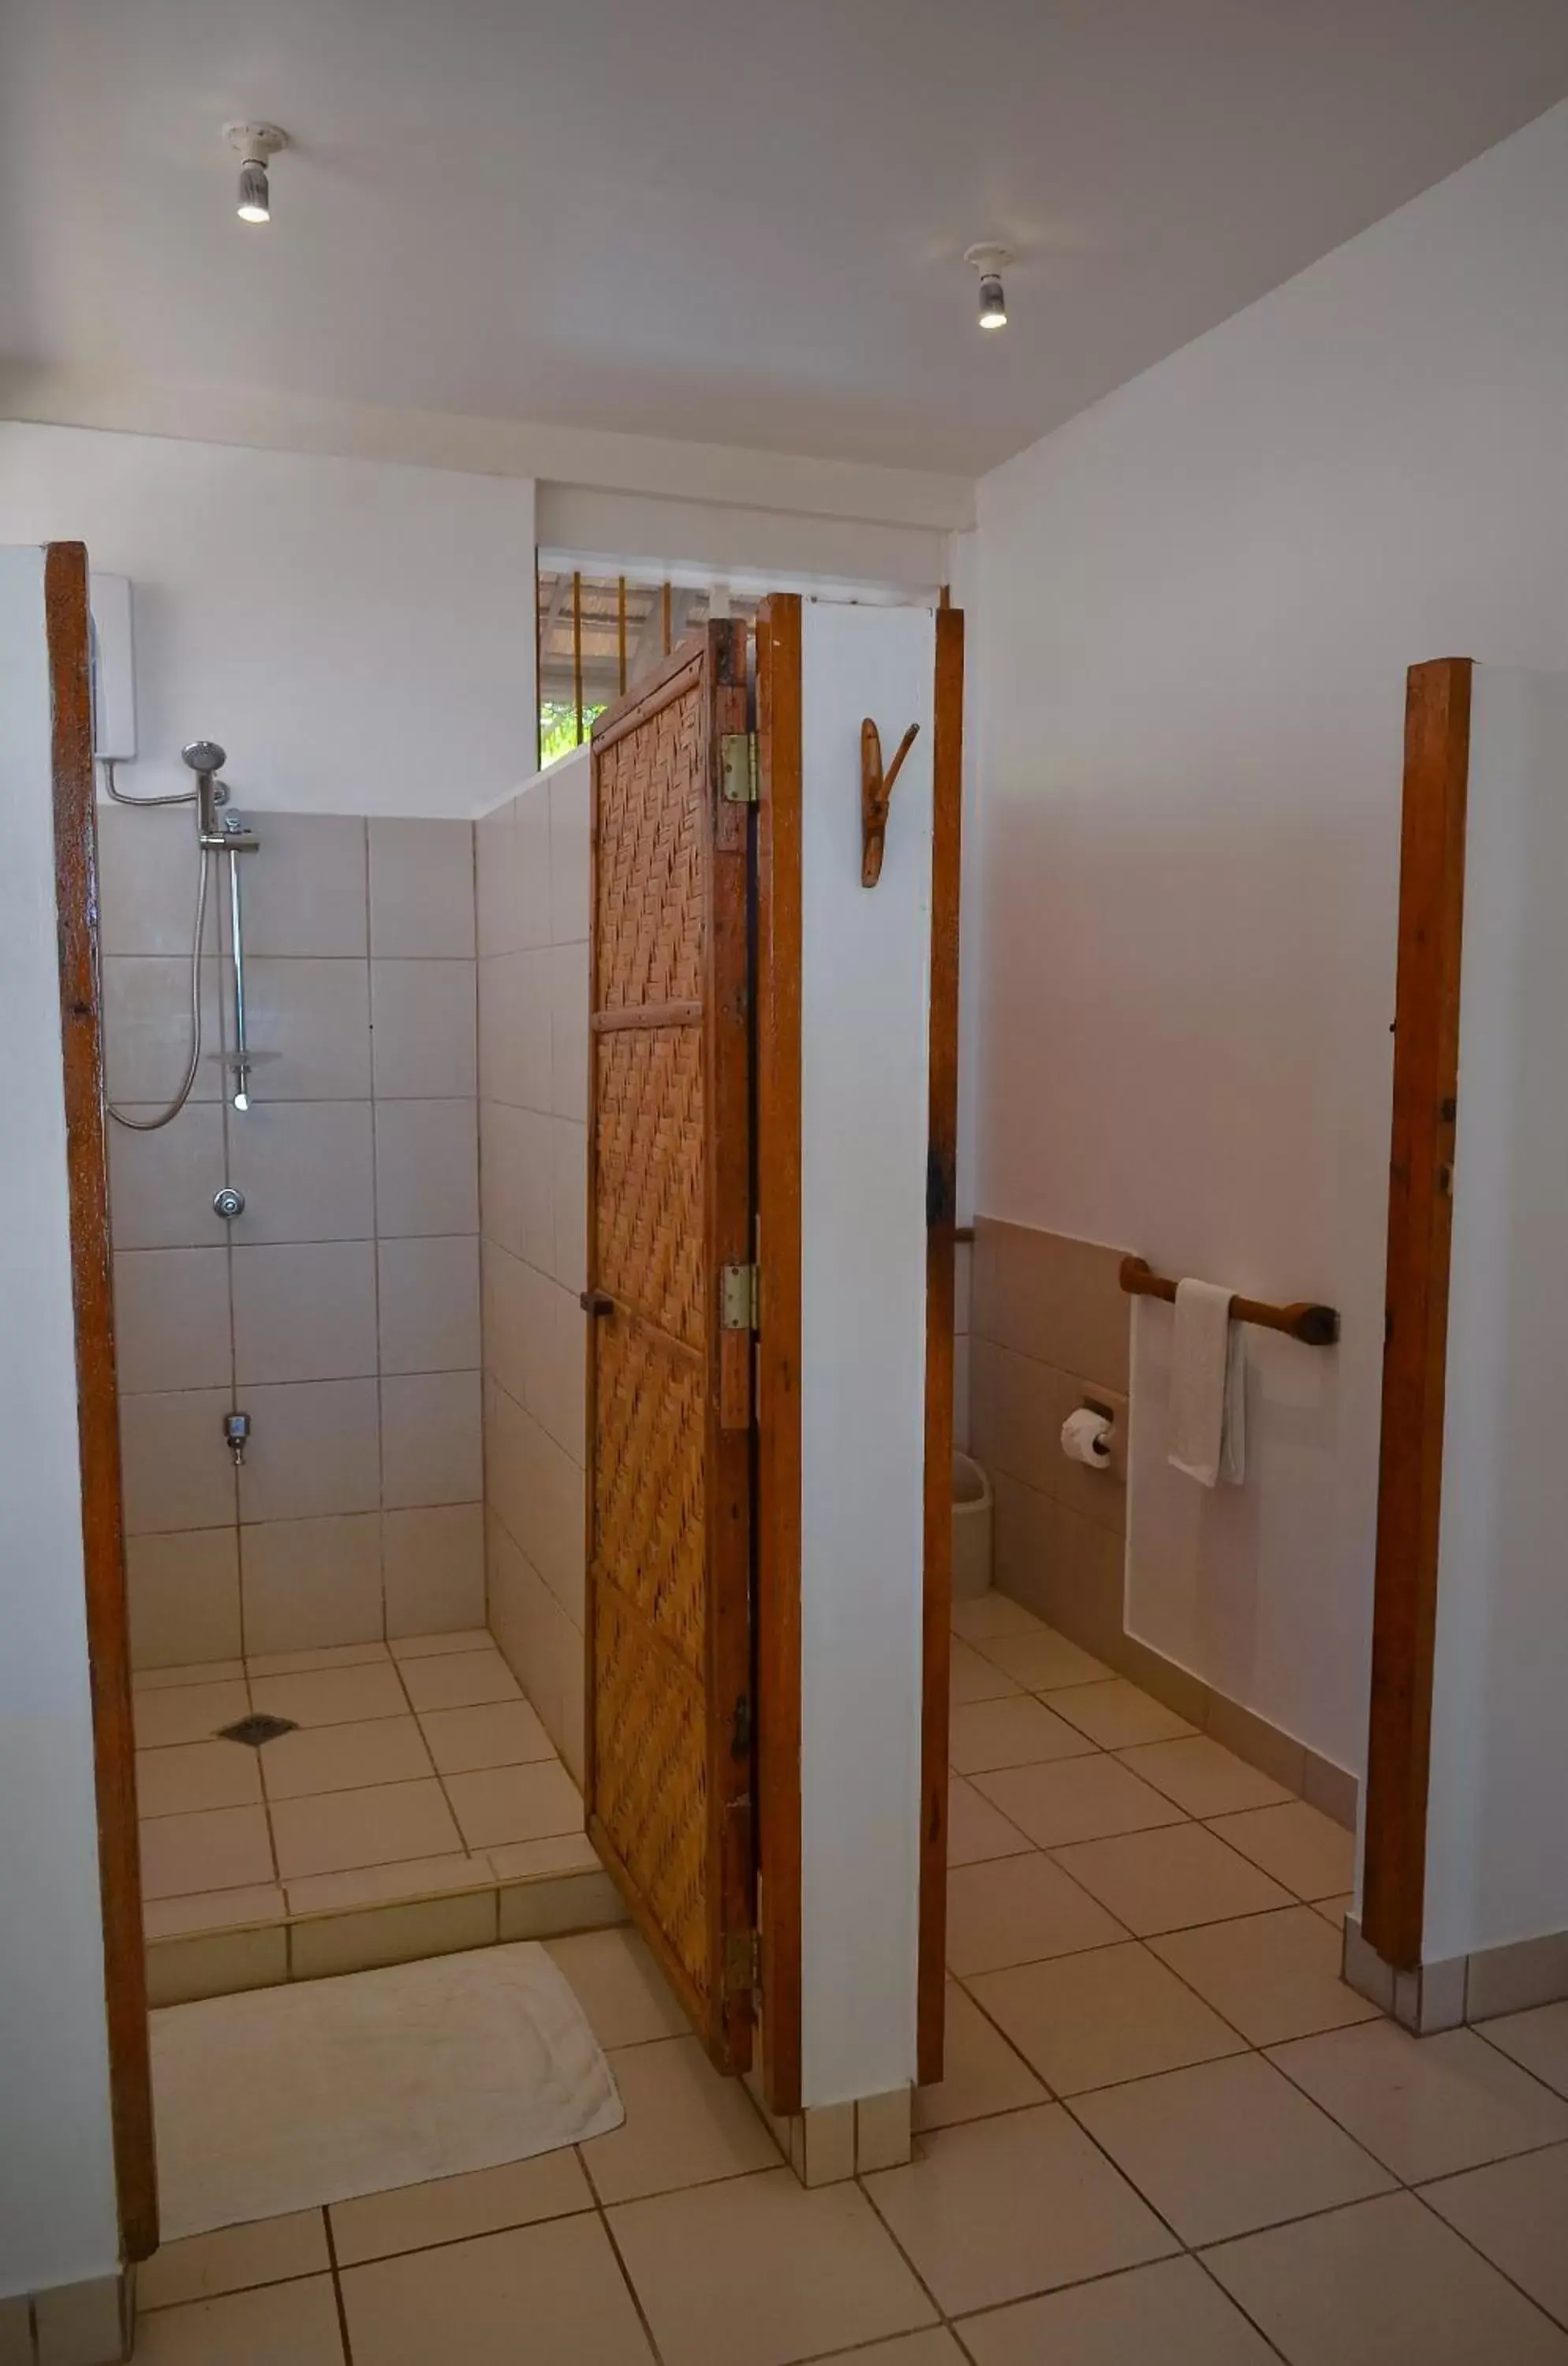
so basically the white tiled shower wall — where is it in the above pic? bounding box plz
[475,752,591,1784]
[103,805,486,1665]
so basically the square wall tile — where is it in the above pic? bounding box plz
[382,1370,483,1508]
[107,1101,227,1248]
[379,1236,481,1374]
[383,1502,485,1637]
[487,1515,584,1782]
[103,955,224,1103]
[226,1100,375,1244]
[369,818,476,958]
[552,1118,588,1291]
[244,958,371,1099]
[477,950,552,1110]
[481,1102,554,1271]
[475,800,518,960]
[114,1247,232,1394]
[371,959,476,1098]
[226,813,366,956]
[972,1218,1131,1393]
[548,943,588,1122]
[98,800,222,955]
[240,1513,383,1656]
[233,1241,378,1384]
[237,1378,381,1523]
[120,1388,237,1536]
[515,783,554,949]
[547,761,590,946]
[127,1530,241,1670]
[376,1099,479,1238]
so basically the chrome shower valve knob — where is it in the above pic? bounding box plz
[213,1186,246,1221]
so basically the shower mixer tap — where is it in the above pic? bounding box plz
[223,1410,252,1469]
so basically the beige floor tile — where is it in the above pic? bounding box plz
[816,2337,965,2366]
[388,1627,494,1659]
[140,1804,274,1899]
[342,2213,651,2366]
[1116,1734,1294,1819]
[951,1592,1044,1643]
[971,1942,1245,2095]
[1204,2189,1568,2364]
[137,2211,329,2311]
[1151,1905,1381,2045]
[547,1926,690,2047]
[443,1759,582,1848]
[973,1756,1185,1849]
[913,1980,1047,2130]
[270,1778,461,1879]
[1267,2019,1568,2182]
[950,1637,1023,1704]
[133,1679,250,1751]
[136,1739,263,1819]
[488,1830,600,1881]
[418,1697,554,1773]
[949,1695,1096,1775]
[249,1661,408,1730]
[330,2151,592,2265]
[132,2275,345,2364]
[866,2103,1175,2316]
[245,1640,391,1677]
[1072,2051,1394,2246]
[259,1715,433,1801]
[144,1884,285,1939]
[398,1648,522,1712]
[1479,2000,1568,2099]
[958,2253,1279,2364]
[1048,1680,1198,1750]
[1151,1906,1381,2045]
[135,1658,247,1691]
[947,1853,1128,1976]
[1421,2140,1568,2330]
[584,2034,781,2202]
[946,1776,1035,1869]
[1052,1822,1294,1935]
[610,2166,935,2366]
[1208,1800,1355,1901]
[1315,1891,1353,1928]
[285,1853,488,1914]
[970,1628,1113,1691]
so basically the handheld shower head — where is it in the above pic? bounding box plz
[181,740,228,776]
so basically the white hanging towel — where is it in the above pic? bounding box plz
[1168,1278,1246,1487]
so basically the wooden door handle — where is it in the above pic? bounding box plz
[580,1289,614,1317]
[861,718,920,887]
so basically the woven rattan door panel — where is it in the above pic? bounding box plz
[585,625,754,2073]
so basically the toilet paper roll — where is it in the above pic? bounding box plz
[1060,1408,1114,1468]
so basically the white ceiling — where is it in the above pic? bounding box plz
[4,0,1567,477]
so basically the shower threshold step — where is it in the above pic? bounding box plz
[134,1634,626,2007]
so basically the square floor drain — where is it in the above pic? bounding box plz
[218,1713,298,1748]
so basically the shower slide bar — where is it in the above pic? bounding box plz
[191,743,259,1112]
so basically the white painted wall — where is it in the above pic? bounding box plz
[1423,666,1568,1961]
[799,603,935,2105]
[0,547,121,2297]
[0,424,536,817]
[973,99,1568,1776]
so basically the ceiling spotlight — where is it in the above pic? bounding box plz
[964,243,1014,331]
[224,121,289,225]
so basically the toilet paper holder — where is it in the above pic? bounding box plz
[1063,1398,1116,1466]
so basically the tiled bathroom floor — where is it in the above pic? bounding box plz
[129,1594,1568,2361]
[134,1630,616,1999]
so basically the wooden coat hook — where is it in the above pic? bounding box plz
[861,717,920,887]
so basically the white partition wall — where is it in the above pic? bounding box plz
[796,603,937,2107]
[1422,665,1568,1967]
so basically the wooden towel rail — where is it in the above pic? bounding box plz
[1119,1256,1339,1346]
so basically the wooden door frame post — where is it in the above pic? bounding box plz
[47,542,159,2261]
[1361,656,1473,1970]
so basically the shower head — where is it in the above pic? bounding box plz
[181,740,227,775]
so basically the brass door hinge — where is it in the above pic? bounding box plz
[720,1262,760,1332]
[720,732,759,804]
[724,1926,761,1995]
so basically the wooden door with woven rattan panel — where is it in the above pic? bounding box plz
[584,623,755,2074]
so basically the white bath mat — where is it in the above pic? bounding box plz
[151,1941,625,2238]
